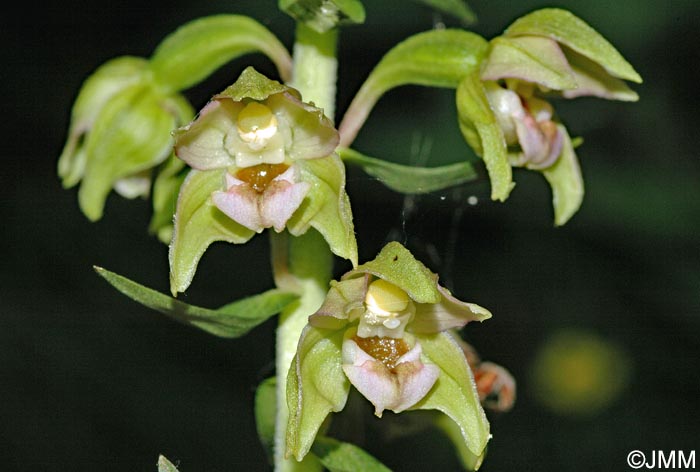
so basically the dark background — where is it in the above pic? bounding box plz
[2,1,699,470]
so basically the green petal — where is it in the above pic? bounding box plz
[58,56,148,188]
[434,413,487,470]
[408,0,476,24]
[279,0,365,33]
[339,147,478,194]
[217,66,290,102]
[168,169,255,295]
[412,332,490,458]
[338,29,488,146]
[456,73,513,201]
[562,48,639,101]
[157,456,180,472]
[150,15,292,92]
[343,241,441,304]
[542,125,583,226]
[149,154,187,244]
[78,84,175,221]
[504,8,642,83]
[254,377,277,463]
[287,155,358,267]
[481,36,577,90]
[311,437,392,472]
[95,267,297,338]
[286,326,350,461]
[309,277,366,329]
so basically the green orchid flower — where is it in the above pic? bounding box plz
[458,8,642,225]
[286,242,492,463]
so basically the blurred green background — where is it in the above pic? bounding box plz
[2,1,699,470]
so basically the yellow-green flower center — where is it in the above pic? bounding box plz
[359,279,414,337]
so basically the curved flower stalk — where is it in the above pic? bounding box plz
[457,8,642,225]
[286,242,492,463]
[169,67,357,295]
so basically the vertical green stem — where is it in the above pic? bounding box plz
[272,23,339,472]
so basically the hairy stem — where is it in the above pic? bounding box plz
[273,24,339,472]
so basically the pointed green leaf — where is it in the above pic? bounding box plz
[78,84,175,221]
[412,332,490,458]
[541,125,583,226]
[344,241,441,304]
[287,155,358,267]
[408,0,476,24]
[339,29,488,147]
[456,73,513,201]
[504,8,642,83]
[150,15,292,92]
[339,147,477,194]
[286,326,350,461]
[279,0,365,33]
[311,437,392,472]
[95,267,298,338]
[168,169,256,295]
[481,36,577,90]
[157,455,180,472]
[255,377,277,463]
[58,56,148,189]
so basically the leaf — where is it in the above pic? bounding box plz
[504,8,642,83]
[279,0,366,33]
[338,29,488,147]
[411,332,490,459]
[168,169,255,295]
[408,0,476,25]
[78,83,176,221]
[287,155,358,267]
[311,436,392,472]
[95,266,297,338]
[150,15,292,91]
[255,377,277,463]
[541,125,583,226]
[343,241,441,304]
[455,73,513,201]
[286,326,350,461]
[339,147,477,194]
[157,455,180,472]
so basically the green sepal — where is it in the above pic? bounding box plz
[504,8,642,84]
[168,169,255,295]
[456,73,513,202]
[95,267,298,338]
[562,48,639,101]
[287,154,358,267]
[408,0,476,24]
[150,15,292,92]
[217,66,290,102]
[541,125,583,226]
[339,29,488,146]
[411,332,490,459]
[286,326,350,461]
[481,36,577,90]
[279,0,365,33]
[58,56,149,189]
[311,437,392,472]
[255,377,277,464]
[78,83,177,221]
[434,413,487,470]
[157,456,180,472]
[339,147,477,194]
[343,241,441,304]
[149,154,188,244]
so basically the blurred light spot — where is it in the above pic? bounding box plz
[529,329,632,416]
